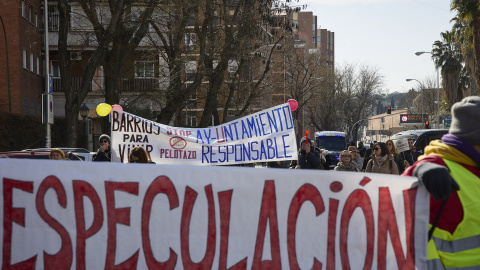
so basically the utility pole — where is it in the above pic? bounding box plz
[44,0,52,147]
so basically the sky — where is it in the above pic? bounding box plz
[297,0,454,93]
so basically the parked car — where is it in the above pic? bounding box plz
[25,148,96,161]
[0,148,94,161]
[0,150,51,159]
[391,129,448,155]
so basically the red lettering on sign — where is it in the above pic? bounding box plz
[218,190,247,270]
[377,187,417,270]
[105,181,140,269]
[142,176,179,269]
[327,198,340,270]
[36,176,72,269]
[287,184,324,270]
[216,127,226,143]
[340,189,374,269]
[2,178,37,269]
[181,185,216,269]
[252,180,281,269]
[73,180,104,270]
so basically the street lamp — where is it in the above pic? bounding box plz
[79,103,89,120]
[79,103,90,150]
[415,51,440,128]
[406,78,425,128]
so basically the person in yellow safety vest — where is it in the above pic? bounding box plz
[402,96,480,269]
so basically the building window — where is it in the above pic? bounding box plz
[22,1,26,18]
[312,24,315,31]
[23,99,28,114]
[190,116,197,127]
[184,33,196,49]
[23,50,27,69]
[135,61,154,78]
[35,11,38,27]
[312,37,315,43]
[51,60,60,77]
[28,4,32,23]
[36,57,40,75]
[48,5,60,31]
[292,21,298,29]
[317,36,320,42]
[30,100,35,114]
[30,53,34,72]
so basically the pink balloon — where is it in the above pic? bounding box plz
[288,99,298,111]
[112,104,123,111]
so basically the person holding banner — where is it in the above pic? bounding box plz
[93,134,112,162]
[402,139,419,168]
[129,146,154,164]
[295,136,321,169]
[403,96,480,269]
[333,150,359,171]
[365,142,399,175]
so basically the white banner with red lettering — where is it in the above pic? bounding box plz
[110,103,298,165]
[0,159,428,269]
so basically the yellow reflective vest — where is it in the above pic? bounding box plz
[427,159,480,269]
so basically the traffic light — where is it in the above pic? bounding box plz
[425,121,430,129]
[387,106,391,114]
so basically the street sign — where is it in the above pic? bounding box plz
[48,94,54,124]
[399,114,428,126]
[48,74,53,94]
[444,117,451,129]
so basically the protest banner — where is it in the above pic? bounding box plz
[0,159,428,269]
[394,139,410,153]
[110,103,298,166]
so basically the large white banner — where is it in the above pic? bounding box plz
[111,103,298,165]
[0,159,428,269]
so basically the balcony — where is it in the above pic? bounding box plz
[52,77,158,92]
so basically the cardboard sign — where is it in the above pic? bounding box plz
[394,139,410,153]
[0,159,429,269]
[111,103,298,165]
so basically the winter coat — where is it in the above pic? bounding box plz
[365,154,399,175]
[352,156,364,172]
[393,153,406,174]
[93,148,111,162]
[334,161,359,172]
[297,147,321,169]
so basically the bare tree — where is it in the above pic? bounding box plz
[335,63,384,142]
[308,68,341,131]
[57,0,129,146]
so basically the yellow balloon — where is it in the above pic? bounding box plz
[96,103,112,117]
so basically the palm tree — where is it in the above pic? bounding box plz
[451,0,480,89]
[432,31,463,106]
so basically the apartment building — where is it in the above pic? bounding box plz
[0,0,44,115]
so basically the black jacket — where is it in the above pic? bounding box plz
[297,147,321,169]
[93,148,111,162]
[401,150,419,167]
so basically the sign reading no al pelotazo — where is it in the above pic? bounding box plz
[0,159,429,269]
[110,103,298,165]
